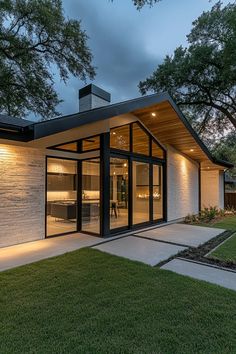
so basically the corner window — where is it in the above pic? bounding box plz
[110,125,130,151]
[82,135,100,152]
[132,123,150,156]
[152,140,165,159]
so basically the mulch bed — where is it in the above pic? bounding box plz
[157,230,236,270]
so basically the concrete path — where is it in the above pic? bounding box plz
[93,236,186,266]
[162,258,236,291]
[135,223,224,247]
[0,233,105,272]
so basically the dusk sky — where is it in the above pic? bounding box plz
[50,0,232,118]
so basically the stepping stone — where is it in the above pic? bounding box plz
[93,236,186,266]
[162,258,236,291]
[135,224,224,247]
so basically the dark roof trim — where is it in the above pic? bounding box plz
[0,92,233,168]
[33,93,169,139]
[79,84,111,102]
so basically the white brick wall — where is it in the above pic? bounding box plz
[201,170,224,209]
[167,146,199,221]
[0,144,45,247]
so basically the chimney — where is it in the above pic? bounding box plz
[79,84,111,112]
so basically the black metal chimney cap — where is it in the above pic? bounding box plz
[79,84,111,102]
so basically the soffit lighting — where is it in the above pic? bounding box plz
[151,112,156,117]
[190,149,194,152]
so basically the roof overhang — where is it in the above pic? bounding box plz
[0,92,233,170]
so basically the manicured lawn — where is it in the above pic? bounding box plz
[211,233,236,262]
[209,215,236,231]
[0,248,236,354]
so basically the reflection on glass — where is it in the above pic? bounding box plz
[82,135,100,151]
[54,142,77,152]
[133,161,150,224]
[152,140,164,159]
[110,158,129,230]
[132,123,150,155]
[110,125,130,151]
[46,158,77,237]
[82,159,100,234]
[153,165,163,220]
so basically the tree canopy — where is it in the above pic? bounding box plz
[0,0,95,119]
[139,2,236,138]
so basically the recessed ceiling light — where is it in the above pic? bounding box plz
[151,112,156,117]
[190,149,194,152]
[207,167,210,169]
[123,163,127,167]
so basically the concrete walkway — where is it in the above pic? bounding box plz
[162,258,236,291]
[135,223,224,247]
[0,233,105,272]
[93,236,186,266]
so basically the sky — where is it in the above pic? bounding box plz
[48,0,231,119]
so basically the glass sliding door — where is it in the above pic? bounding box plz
[133,161,150,225]
[46,158,77,237]
[110,157,129,230]
[81,159,100,234]
[153,164,163,220]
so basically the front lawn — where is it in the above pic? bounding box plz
[197,215,236,231]
[209,215,236,231]
[0,248,236,354]
[211,233,236,263]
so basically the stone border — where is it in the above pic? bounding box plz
[157,230,236,270]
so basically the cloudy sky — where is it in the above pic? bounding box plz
[51,0,231,117]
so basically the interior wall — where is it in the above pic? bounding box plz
[0,144,45,247]
[201,169,224,209]
[167,146,199,221]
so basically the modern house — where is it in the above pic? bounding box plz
[0,84,233,248]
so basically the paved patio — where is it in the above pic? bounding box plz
[0,233,105,272]
[162,258,236,291]
[134,223,224,247]
[0,223,225,273]
[93,236,186,266]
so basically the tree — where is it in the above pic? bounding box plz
[0,0,95,119]
[139,2,236,137]
[213,133,236,178]
[131,0,161,9]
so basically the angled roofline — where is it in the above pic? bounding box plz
[0,92,233,168]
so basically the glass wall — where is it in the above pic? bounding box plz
[132,123,150,155]
[133,161,150,224]
[153,165,163,220]
[81,159,100,234]
[110,157,129,230]
[110,125,130,151]
[46,158,77,237]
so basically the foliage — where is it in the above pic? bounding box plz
[131,0,161,9]
[139,2,236,137]
[213,132,236,178]
[0,0,95,119]
[185,206,236,224]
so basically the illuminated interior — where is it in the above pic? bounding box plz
[46,121,165,237]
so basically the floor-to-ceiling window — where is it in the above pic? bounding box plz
[153,164,163,220]
[133,161,150,225]
[81,158,100,234]
[46,158,77,237]
[110,157,129,230]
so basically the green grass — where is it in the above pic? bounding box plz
[209,215,236,231]
[0,248,236,354]
[211,233,236,262]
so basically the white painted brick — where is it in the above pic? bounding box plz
[201,170,224,209]
[167,146,199,221]
[0,144,45,247]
